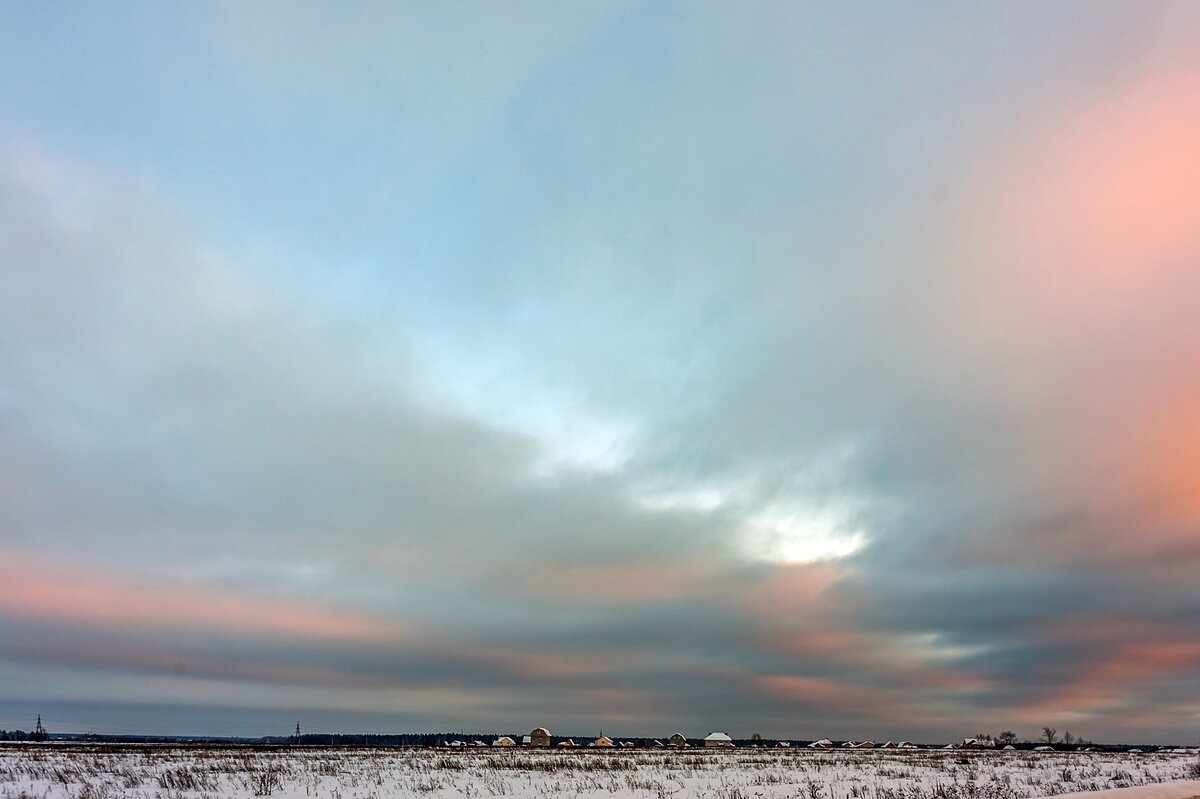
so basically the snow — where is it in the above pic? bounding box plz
[0,744,1197,799]
[1042,779,1200,799]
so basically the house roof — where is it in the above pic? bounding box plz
[705,732,732,741]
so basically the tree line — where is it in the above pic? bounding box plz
[972,729,1095,747]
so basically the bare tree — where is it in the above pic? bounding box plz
[997,731,1018,746]
[1042,727,1058,745]
[1062,730,1075,746]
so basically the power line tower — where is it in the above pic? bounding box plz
[32,715,47,742]
[294,722,301,745]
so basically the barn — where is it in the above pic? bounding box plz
[528,727,552,747]
[669,733,688,747]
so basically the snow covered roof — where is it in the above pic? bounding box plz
[705,732,732,741]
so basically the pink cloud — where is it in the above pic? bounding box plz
[959,68,1200,342]
[753,674,950,728]
[1121,388,1200,529]
[930,54,1200,574]
[461,644,636,681]
[3,635,394,689]
[737,562,847,616]
[1010,616,1200,722]
[1,549,401,642]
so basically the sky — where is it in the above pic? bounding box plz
[2,1,1199,744]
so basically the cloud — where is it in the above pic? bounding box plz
[3,3,1200,743]
[0,549,399,642]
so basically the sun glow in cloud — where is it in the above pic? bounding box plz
[742,503,868,565]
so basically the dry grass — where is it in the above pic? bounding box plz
[0,744,1195,799]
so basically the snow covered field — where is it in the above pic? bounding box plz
[1,744,1197,799]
